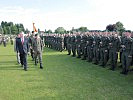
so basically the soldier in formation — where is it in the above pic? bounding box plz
[44,32,133,75]
[44,34,64,52]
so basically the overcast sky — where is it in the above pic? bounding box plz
[0,0,133,31]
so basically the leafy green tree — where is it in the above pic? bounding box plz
[3,26,8,34]
[47,29,52,33]
[55,27,66,34]
[1,21,27,35]
[115,21,125,36]
[25,28,30,34]
[106,24,116,32]
[0,26,4,34]
[11,25,18,34]
[78,27,88,32]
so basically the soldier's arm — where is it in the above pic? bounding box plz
[129,39,133,57]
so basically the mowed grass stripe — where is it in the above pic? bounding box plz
[0,44,133,100]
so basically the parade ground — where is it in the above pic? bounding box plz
[0,44,133,100]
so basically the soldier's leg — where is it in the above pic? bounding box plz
[72,45,75,57]
[96,49,100,64]
[90,47,94,62]
[86,46,89,61]
[82,45,85,56]
[30,49,34,61]
[125,54,132,74]
[61,43,64,52]
[107,50,112,66]
[93,47,96,64]
[38,52,43,69]
[67,44,71,55]
[109,51,113,69]
[103,49,108,67]
[34,52,38,66]
[99,49,104,66]
[82,47,87,60]
[66,44,67,50]
[131,54,133,66]
[77,45,81,58]
[113,52,118,70]
[121,53,126,74]
[110,51,117,70]
[73,45,76,57]
[87,46,91,61]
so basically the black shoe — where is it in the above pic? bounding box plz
[40,63,43,69]
[120,71,128,75]
[109,68,115,71]
[87,60,92,62]
[67,54,70,55]
[35,63,37,66]
[82,58,86,60]
[99,64,104,66]
[77,56,81,58]
[72,55,76,57]
[40,66,43,69]
[102,65,106,68]
[93,62,98,65]
[24,68,27,71]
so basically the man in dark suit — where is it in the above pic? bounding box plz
[16,32,29,71]
[14,34,21,64]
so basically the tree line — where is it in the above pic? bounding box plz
[0,21,30,35]
[46,21,132,36]
[0,21,131,36]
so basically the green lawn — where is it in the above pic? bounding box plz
[0,44,133,100]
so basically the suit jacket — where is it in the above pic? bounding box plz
[16,37,29,54]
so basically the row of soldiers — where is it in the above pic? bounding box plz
[44,34,64,52]
[44,32,133,75]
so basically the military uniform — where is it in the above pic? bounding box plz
[86,35,94,62]
[109,35,120,70]
[71,35,76,57]
[93,35,101,64]
[29,35,35,61]
[81,34,88,60]
[76,34,82,58]
[64,35,68,50]
[67,35,72,55]
[33,34,43,69]
[121,37,132,75]
[99,36,110,67]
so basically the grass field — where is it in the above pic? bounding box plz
[0,44,133,100]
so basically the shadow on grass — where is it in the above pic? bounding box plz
[0,55,15,57]
[0,61,16,64]
[0,66,22,71]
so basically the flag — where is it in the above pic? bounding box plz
[33,23,37,32]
